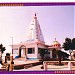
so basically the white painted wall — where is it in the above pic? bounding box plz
[26,44,38,59]
[13,43,48,59]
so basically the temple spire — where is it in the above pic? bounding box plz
[35,13,36,17]
[26,14,44,43]
[35,13,38,17]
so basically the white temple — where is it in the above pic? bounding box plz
[12,13,62,60]
[12,14,49,59]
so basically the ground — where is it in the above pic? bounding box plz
[1,57,75,71]
[13,58,75,71]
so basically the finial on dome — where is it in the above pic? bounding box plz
[55,38,56,41]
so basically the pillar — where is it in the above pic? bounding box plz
[35,44,38,58]
[43,62,47,70]
[25,48,27,61]
[50,50,52,58]
[68,61,72,70]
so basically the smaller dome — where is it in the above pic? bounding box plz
[52,38,61,47]
[52,41,60,46]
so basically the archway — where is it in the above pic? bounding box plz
[19,45,26,58]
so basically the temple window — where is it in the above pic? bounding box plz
[28,48,35,54]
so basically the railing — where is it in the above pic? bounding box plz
[43,61,75,70]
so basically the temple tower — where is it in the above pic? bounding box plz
[27,13,44,43]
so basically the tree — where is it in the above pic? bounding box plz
[63,38,71,50]
[53,48,69,65]
[56,50,63,65]
[63,38,75,60]
[62,51,69,60]
[0,44,6,53]
[52,48,63,65]
[40,49,45,60]
[0,44,6,64]
[71,38,75,50]
[52,48,57,59]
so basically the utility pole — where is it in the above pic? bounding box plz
[10,37,14,71]
[10,37,13,54]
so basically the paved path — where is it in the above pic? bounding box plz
[13,64,75,71]
[13,58,75,71]
[47,65,69,70]
[13,65,71,71]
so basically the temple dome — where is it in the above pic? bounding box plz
[51,38,61,47]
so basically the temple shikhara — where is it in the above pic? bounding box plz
[12,14,61,59]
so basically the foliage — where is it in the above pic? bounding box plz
[52,48,57,59]
[63,38,71,50]
[56,50,63,65]
[53,48,69,65]
[63,38,75,60]
[0,44,6,64]
[40,49,45,59]
[63,37,75,51]
[62,52,69,60]
[0,44,6,53]
[71,38,75,50]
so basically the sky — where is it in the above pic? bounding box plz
[0,5,74,53]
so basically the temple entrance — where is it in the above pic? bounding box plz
[19,45,26,58]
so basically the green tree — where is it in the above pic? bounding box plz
[71,38,75,50]
[40,49,46,69]
[0,44,6,64]
[40,49,45,60]
[63,38,75,60]
[52,48,63,65]
[53,49,69,65]
[56,50,63,65]
[52,48,57,59]
[0,44,6,53]
[62,51,69,60]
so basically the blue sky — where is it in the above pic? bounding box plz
[0,6,74,53]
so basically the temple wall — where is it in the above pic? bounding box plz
[26,43,38,59]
